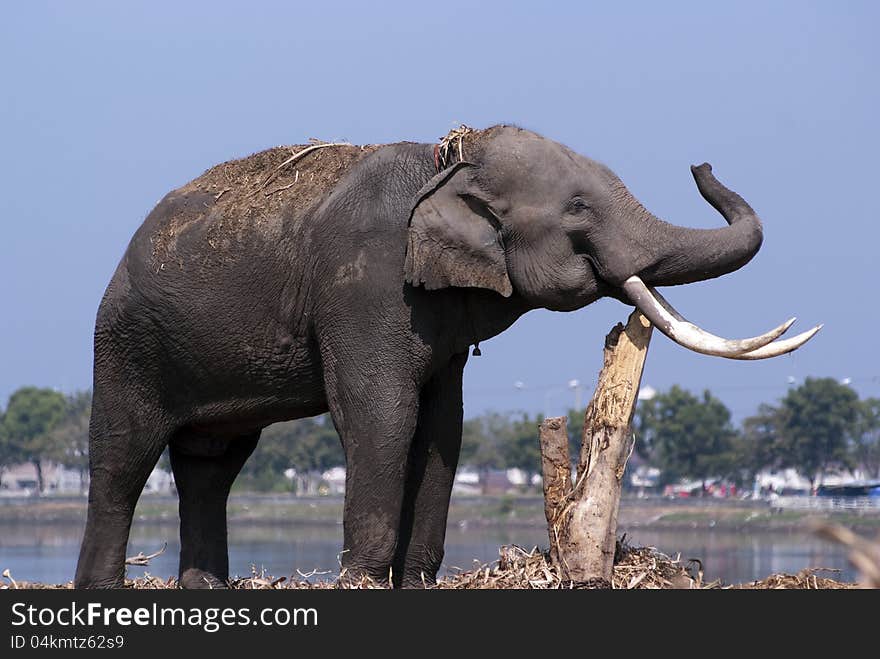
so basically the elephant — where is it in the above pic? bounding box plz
[74,124,819,588]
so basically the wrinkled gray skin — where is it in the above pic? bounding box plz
[75,126,763,589]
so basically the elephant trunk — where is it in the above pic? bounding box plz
[607,164,821,360]
[613,163,763,288]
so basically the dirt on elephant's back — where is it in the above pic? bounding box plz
[151,141,381,263]
[180,141,381,215]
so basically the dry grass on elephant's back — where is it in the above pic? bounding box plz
[149,142,381,264]
[179,142,381,222]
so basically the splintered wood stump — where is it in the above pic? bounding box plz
[538,416,572,568]
[539,310,653,586]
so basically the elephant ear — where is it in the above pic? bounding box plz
[404,162,513,297]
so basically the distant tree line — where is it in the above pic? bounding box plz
[0,387,90,493]
[636,378,880,491]
[461,377,880,493]
[2,377,879,494]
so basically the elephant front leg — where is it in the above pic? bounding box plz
[326,373,420,587]
[393,352,467,588]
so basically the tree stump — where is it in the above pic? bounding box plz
[538,416,572,568]
[539,310,653,586]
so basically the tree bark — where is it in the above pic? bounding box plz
[33,459,44,496]
[539,310,653,585]
[539,416,572,567]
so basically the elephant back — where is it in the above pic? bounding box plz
[150,142,379,265]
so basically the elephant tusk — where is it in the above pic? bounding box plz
[647,282,823,359]
[622,276,814,358]
[719,324,824,360]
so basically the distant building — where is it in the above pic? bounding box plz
[144,468,173,494]
[0,462,85,495]
[452,468,481,495]
[629,465,661,491]
[505,468,542,488]
[0,462,173,496]
[753,468,812,496]
[482,470,517,494]
[320,466,346,496]
[452,468,522,495]
[754,467,876,497]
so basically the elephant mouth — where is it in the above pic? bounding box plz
[584,255,622,300]
[620,275,822,360]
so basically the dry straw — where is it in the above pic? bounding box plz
[436,124,476,169]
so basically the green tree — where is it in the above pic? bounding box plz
[636,386,737,490]
[854,398,880,479]
[284,416,345,475]
[237,414,343,492]
[565,407,585,464]
[737,403,788,485]
[0,407,12,489]
[777,377,859,489]
[47,390,92,493]
[499,412,543,489]
[2,387,67,494]
[460,412,510,493]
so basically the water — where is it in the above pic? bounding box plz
[0,519,859,586]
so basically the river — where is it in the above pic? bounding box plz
[0,518,859,586]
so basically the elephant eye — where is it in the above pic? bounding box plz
[567,196,591,214]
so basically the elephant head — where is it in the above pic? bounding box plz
[405,125,820,359]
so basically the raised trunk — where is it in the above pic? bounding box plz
[606,163,763,287]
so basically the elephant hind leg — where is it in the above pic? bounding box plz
[170,430,260,589]
[75,388,173,589]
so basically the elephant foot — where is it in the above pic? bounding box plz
[399,574,436,589]
[335,566,438,589]
[74,560,126,589]
[75,575,126,590]
[179,568,229,589]
[336,566,391,589]
[568,577,612,589]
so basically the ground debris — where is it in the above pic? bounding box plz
[730,568,856,590]
[436,541,706,589]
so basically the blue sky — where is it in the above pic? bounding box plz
[1,1,877,421]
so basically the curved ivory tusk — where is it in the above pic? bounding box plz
[722,324,824,360]
[623,276,796,357]
[648,283,823,359]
